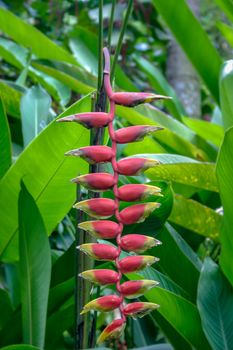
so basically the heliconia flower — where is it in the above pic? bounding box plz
[71,173,115,191]
[78,243,119,261]
[97,319,126,344]
[74,198,116,218]
[118,255,159,273]
[120,280,159,299]
[78,220,119,239]
[117,158,159,176]
[79,269,119,285]
[123,302,159,318]
[80,295,122,314]
[120,234,161,253]
[114,125,163,144]
[57,112,111,129]
[117,184,162,202]
[119,203,160,225]
[109,92,170,107]
[65,146,113,164]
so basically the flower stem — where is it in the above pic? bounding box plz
[75,1,106,348]
[107,0,116,49]
[111,0,133,83]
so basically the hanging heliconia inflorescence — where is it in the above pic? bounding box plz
[58,47,168,344]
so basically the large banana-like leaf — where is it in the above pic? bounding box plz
[68,27,137,92]
[0,98,11,178]
[216,127,233,286]
[183,117,224,148]
[219,60,233,130]
[0,80,21,118]
[152,0,222,102]
[197,258,233,350]
[169,194,222,239]
[217,62,233,285]
[18,182,51,347]
[0,7,76,64]
[20,85,52,147]
[0,346,40,350]
[155,224,201,300]
[214,0,233,23]
[129,268,211,349]
[117,105,217,161]
[0,95,91,262]
[143,154,218,192]
[134,55,184,120]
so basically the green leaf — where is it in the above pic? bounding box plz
[69,27,137,92]
[20,85,52,146]
[219,60,233,130]
[153,313,192,350]
[117,105,217,161]
[0,37,27,68]
[0,95,90,263]
[214,0,233,23]
[144,154,218,192]
[0,7,76,64]
[216,127,233,285]
[152,0,222,102]
[183,117,224,147]
[197,258,233,350]
[0,289,13,330]
[217,22,233,49]
[169,194,222,239]
[18,181,51,347]
[128,268,211,349]
[124,136,166,156]
[0,80,21,118]
[156,224,201,300]
[0,98,11,177]
[130,346,172,350]
[32,60,95,95]
[45,303,73,349]
[0,346,40,350]
[134,55,184,120]
[0,38,71,107]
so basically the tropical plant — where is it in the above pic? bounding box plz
[0,1,233,350]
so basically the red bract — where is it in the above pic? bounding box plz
[118,255,159,273]
[117,157,159,175]
[74,198,116,218]
[119,203,160,225]
[97,319,126,344]
[72,173,115,191]
[57,112,111,129]
[80,269,119,285]
[123,302,159,317]
[66,145,113,164]
[114,125,163,143]
[78,220,119,239]
[120,234,161,253]
[78,243,119,261]
[81,295,122,314]
[117,184,162,201]
[120,280,158,299]
[109,91,170,107]
[60,47,164,344]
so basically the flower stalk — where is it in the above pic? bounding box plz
[58,46,166,345]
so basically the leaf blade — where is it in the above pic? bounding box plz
[18,182,51,347]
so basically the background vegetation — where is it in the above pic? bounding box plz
[0,0,233,349]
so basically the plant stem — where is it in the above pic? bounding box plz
[107,0,116,49]
[111,0,133,83]
[97,0,103,93]
[75,1,106,348]
[75,185,86,350]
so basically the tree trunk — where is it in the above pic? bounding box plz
[166,0,201,119]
